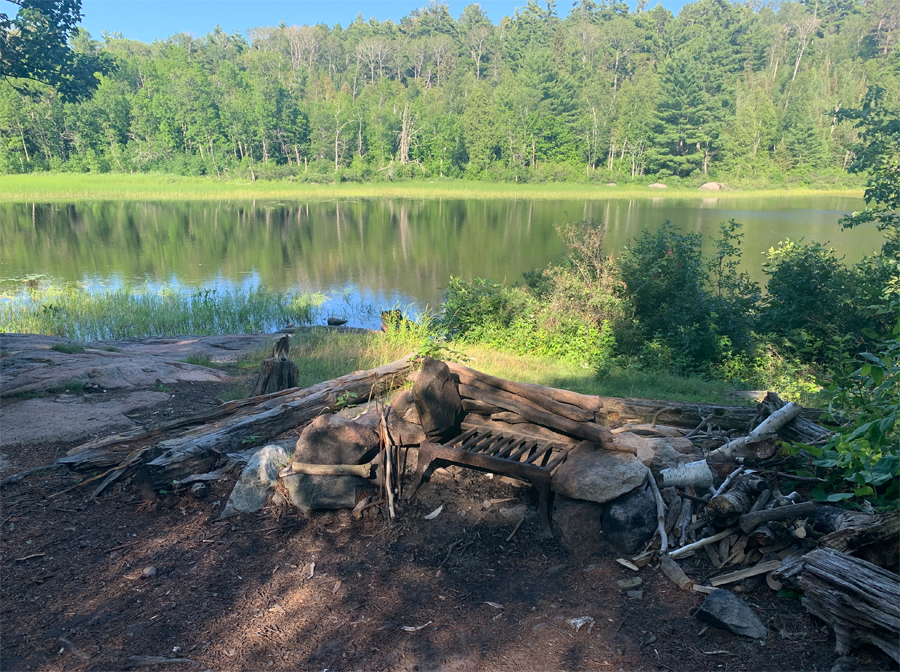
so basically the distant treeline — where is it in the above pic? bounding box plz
[1,0,898,182]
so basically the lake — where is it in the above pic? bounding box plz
[0,195,881,328]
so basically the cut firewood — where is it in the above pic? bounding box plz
[707,474,768,521]
[447,362,602,414]
[737,501,816,534]
[709,559,783,586]
[456,383,616,450]
[669,527,738,560]
[752,524,776,546]
[659,555,692,589]
[800,548,900,663]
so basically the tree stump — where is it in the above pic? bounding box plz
[253,358,299,396]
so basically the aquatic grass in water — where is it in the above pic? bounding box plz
[0,284,326,341]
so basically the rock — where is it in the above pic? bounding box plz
[699,182,724,191]
[386,413,426,446]
[616,577,642,591]
[613,433,701,478]
[283,473,367,515]
[606,182,617,187]
[648,183,668,189]
[222,444,288,516]
[551,443,649,504]
[552,494,604,561]
[602,485,657,554]
[326,317,348,326]
[412,357,462,440]
[141,566,157,578]
[189,482,210,499]
[831,657,862,672]
[695,589,768,639]
[390,389,420,424]
[293,414,379,466]
[626,589,643,600]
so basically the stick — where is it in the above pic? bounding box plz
[381,410,395,520]
[759,470,827,483]
[709,560,783,586]
[677,501,693,547]
[0,464,60,488]
[707,403,803,462]
[652,407,676,427]
[668,527,738,559]
[506,515,525,542]
[685,412,714,439]
[646,474,668,555]
[738,501,816,534]
[279,462,373,478]
[713,466,745,497]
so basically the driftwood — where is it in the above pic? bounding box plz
[669,527,738,559]
[457,383,616,450]
[451,364,594,422]
[253,357,299,396]
[646,471,668,554]
[800,548,900,662]
[447,362,602,414]
[706,402,803,462]
[279,462,374,478]
[737,501,816,534]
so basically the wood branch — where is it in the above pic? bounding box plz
[707,474,768,521]
[447,361,602,413]
[800,548,900,662]
[707,402,804,462]
[712,466,745,497]
[253,357,299,396]
[709,559,783,586]
[668,527,738,559]
[752,524,776,546]
[738,501,816,534]
[279,462,373,478]
[646,473,668,554]
[456,383,617,451]
[134,356,412,491]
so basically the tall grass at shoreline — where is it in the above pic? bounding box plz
[0,284,326,341]
[0,173,863,203]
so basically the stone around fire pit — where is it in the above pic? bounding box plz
[552,494,604,561]
[551,443,649,504]
[601,485,657,555]
[614,433,702,479]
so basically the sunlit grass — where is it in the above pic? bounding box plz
[0,173,863,203]
[0,283,326,341]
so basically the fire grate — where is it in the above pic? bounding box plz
[406,424,572,533]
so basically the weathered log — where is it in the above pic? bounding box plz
[279,462,374,478]
[737,501,816,534]
[135,356,412,490]
[447,362,600,418]
[252,357,299,396]
[461,398,503,415]
[707,474,769,521]
[490,411,528,424]
[818,511,899,573]
[709,559,783,586]
[594,393,829,443]
[457,383,617,450]
[800,548,900,662]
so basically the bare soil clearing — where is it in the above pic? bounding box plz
[1,334,893,672]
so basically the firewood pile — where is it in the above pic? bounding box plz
[42,353,899,663]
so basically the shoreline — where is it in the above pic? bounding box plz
[0,173,864,203]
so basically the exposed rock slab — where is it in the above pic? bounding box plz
[696,589,768,639]
[551,443,649,504]
[293,413,379,466]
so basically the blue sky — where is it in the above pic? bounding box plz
[65,1,688,44]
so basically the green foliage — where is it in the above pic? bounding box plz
[785,304,899,511]
[50,342,85,354]
[181,353,214,367]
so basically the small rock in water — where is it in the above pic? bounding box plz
[326,317,348,326]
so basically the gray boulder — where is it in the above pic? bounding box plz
[552,494,604,561]
[294,413,379,466]
[601,485,657,555]
[222,444,289,516]
[695,589,768,639]
[551,443,649,504]
[283,473,366,515]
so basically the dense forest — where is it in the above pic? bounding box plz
[1,0,898,182]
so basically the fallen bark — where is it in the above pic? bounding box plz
[800,548,899,663]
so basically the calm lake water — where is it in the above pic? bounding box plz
[0,196,881,328]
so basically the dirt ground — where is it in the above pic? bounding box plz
[1,368,896,671]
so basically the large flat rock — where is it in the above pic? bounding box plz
[551,443,649,504]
